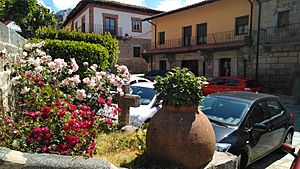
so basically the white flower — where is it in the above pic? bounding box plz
[35,65,43,73]
[22,51,28,57]
[11,76,21,85]
[61,79,69,86]
[41,55,52,63]
[48,62,56,70]
[28,58,35,65]
[76,89,86,101]
[90,64,98,71]
[24,44,33,51]
[83,77,90,84]
[72,75,81,85]
[35,49,46,57]
[33,57,41,67]
[70,58,79,72]
[83,62,89,66]
[20,86,30,94]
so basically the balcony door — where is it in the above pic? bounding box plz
[181,60,198,76]
[105,17,116,36]
[197,23,207,44]
[183,26,192,46]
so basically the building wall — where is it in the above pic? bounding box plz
[151,0,251,41]
[73,8,90,31]
[93,7,152,39]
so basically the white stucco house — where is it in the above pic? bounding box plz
[61,0,162,73]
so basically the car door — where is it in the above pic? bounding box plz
[265,99,287,149]
[223,79,240,92]
[204,78,226,94]
[245,102,273,162]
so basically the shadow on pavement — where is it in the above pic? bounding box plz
[246,151,287,169]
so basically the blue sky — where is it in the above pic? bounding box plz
[40,0,203,13]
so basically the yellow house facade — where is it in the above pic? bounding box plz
[143,0,255,79]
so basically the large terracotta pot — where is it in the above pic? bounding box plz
[146,105,216,169]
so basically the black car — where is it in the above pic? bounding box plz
[200,91,294,168]
[144,70,166,81]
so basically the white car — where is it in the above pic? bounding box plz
[129,82,161,126]
[128,76,152,85]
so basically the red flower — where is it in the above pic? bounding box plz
[41,112,50,119]
[68,119,76,126]
[34,76,40,83]
[97,97,106,104]
[113,109,118,115]
[62,125,70,131]
[58,110,66,118]
[106,101,112,107]
[80,111,87,117]
[81,105,90,111]
[87,149,94,155]
[39,81,45,87]
[42,106,51,114]
[42,145,48,153]
[26,72,32,78]
[72,112,79,118]
[55,101,62,107]
[106,118,113,124]
[117,107,121,112]
[69,104,77,112]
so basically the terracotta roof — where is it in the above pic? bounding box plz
[142,0,219,21]
[61,0,162,27]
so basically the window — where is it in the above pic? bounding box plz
[278,11,289,28]
[197,23,207,44]
[246,103,266,128]
[235,15,249,35]
[159,32,165,45]
[265,100,284,117]
[225,79,239,86]
[81,16,86,32]
[132,18,142,32]
[133,47,141,57]
[159,60,167,71]
[103,13,118,36]
[183,26,192,46]
[75,21,78,31]
[219,58,231,76]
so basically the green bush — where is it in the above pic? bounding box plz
[36,27,119,66]
[30,39,110,73]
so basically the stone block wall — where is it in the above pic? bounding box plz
[255,44,300,96]
[118,38,150,74]
[0,22,26,111]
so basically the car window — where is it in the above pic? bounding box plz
[265,100,284,117]
[212,79,225,85]
[245,102,267,128]
[138,80,149,83]
[225,79,239,86]
[246,80,259,88]
[130,86,156,105]
[200,96,249,126]
[130,80,137,85]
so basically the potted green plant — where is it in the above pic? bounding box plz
[146,67,215,169]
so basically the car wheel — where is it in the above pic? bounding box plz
[284,130,294,145]
[237,152,248,169]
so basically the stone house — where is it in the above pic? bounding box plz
[253,0,300,98]
[142,0,254,78]
[61,0,161,73]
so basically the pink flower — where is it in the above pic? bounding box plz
[81,105,90,111]
[76,89,86,101]
[106,118,113,124]
[97,97,105,104]
[72,112,78,118]
[34,76,41,83]
[70,58,79,72]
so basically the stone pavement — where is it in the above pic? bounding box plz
[247,104,300,169]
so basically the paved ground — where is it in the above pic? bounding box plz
[247,104,300,169]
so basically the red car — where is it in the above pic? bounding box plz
[203,77,262,96]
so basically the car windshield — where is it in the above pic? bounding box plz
[130,86,156,105]
[200,96,250,126]
[246,80,259,88]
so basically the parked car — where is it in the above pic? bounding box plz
[128,76,152,85]
[129,82,161,126]
[199,91,294,168]
[282,143,300,169]
[202,77,262,96]
[144,70,167,81]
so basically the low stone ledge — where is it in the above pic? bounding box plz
[204,151,238,169]
[0,147,118,169]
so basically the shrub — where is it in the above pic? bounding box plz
[36,27,119,66]
[0,42,129,157]
[29,38,110,75]
[154,67,206,107]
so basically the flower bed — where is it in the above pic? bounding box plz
[0,42,129,157]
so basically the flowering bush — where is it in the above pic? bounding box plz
[0,42,129,157]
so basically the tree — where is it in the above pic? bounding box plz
[0,0,57,38]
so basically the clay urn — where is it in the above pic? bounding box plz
[146,68,216,169]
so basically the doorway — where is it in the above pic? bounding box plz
[181,60,199,76]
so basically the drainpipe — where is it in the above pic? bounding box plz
[147,20,157,71]
[245,0,254,77]
[255,0,262,80]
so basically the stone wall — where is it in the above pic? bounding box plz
[0,22,26,112]
[255,44,300,96]
[118,38,150,74]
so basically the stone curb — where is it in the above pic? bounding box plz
[204,152,238,169]
[0,147,118,169]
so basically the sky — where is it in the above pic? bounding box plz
[40,0,204,13]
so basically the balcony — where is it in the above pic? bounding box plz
[77,23,123,37]
[143,30,251,54]
[261,23,300,44]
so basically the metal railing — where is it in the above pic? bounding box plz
[144,30,250,51]
[76,23,123,37]
[261,23,300,44]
